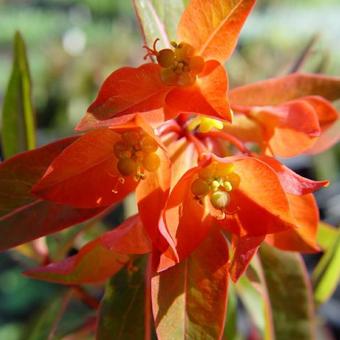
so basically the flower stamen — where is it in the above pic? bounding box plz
[113,130,160,180]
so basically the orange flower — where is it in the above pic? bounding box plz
[77,0,257,130]
[155,152,327,272]
[228,73,340,157]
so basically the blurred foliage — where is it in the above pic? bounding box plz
[0,0,339,338]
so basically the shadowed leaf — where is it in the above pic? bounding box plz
[25,215,151,284]
[0,137,104,251]
[259,244,315,340]
[97,256,148,340]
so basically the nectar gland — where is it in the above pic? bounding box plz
[144,39,205,87]
[113,130,160,180]
[188,115,224,133]
[191,162,240,210]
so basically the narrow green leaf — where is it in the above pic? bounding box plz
[133,0,186,50]
[223,284,238,340]
[316,222,338,250]
[151,0,185,41]
[152,231,229,340]
[237,276,267,337]
[235,256,275,340]
[97,256,147,340]
[259,244,315,340]
[1,31,36,158]
[313,231,340,305]
[24,291,71,340]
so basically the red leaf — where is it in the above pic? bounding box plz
[25,214,151,284]
[136,146,175,255]
[165,60,231,121]
[32,128,138,208]
[152,230,229,340]
[253,99,321,137]
[76,109,164,132]
[177,0,256,63]
[87,64,170,120]
[160,167,216,271]
[265,194,320,253]
[307,119,340,155]
[229,234,264,282]
[230,73,340,106]
[0,137,104,251]
[223,157,295,236]
[256,155,328,195]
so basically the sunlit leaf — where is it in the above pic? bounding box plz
[177,0,256,63]
[1,31,36,158]
[97,256,148,340]
[259,244,315,340]
[133,0,171,49]
[152,231,229,340]
[230,73,340,106]
[313,231,340,305]
[316,222,338,250]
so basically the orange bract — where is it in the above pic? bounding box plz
[32,115,169,209]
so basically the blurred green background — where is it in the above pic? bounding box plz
[0,0,339,339]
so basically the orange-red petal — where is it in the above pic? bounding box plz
[221,157,295,236]
[165,60,231,121]
[265,194,320,253]
[86,63,170,121]
[177,0,256,63]
[230,73,340,106]
[229,234,264,282]
[32,128,137,208]
[256,155,328,195]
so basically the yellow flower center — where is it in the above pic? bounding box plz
[113,130,160,179]
[188,115,224,133]
[191,162,240,210]
[157,41,205,86]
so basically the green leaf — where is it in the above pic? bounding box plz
[133,0,185,49]
[313,231,340,305]
[1,31,36,158]
[24,291,71,340]
[152,231,229,340]
[97,256,148,340]
[259,244,315,340]
[316,222,338,250]
[223,284,238,340]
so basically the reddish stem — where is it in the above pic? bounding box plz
[196,131,251,155]
[158,122,182,136]
[71,286,100,309]
[186,132,208,155]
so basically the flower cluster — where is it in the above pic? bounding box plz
[0,0,339,336]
